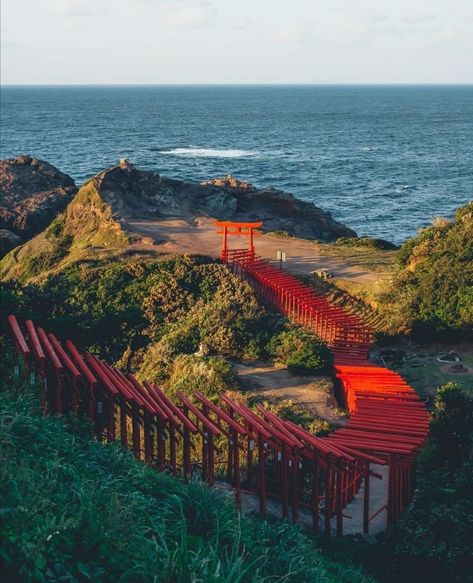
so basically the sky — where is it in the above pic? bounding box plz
[1,0,473,85]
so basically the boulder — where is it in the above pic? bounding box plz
[0,156,77,256]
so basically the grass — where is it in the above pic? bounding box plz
[314,242,397,274]
[387,350,473,397]
[0,362,373,583]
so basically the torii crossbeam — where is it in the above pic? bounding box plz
[213,220,263,261]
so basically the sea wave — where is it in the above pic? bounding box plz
[160,147,257,158]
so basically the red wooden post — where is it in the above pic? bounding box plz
[144,410,152,463]
[387,453,394,524]
[312,451,320,531]
[183,405,191,480]
[157,419,166,470]
[107,394,115,442]
[233,429,241,509]
[336,470,343,536]
[169,425,177,474]
[208,432,215,486]
[222,225,228,261]
[247,430,254,488]
[281,443,289,518]
[120,396,128,449]
[291,454,299,523]
[258,433,266,515]
[131,401,141,459]
[324,461,332,536]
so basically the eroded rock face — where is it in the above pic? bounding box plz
[0,156,77,255]
[0,229,22,257]
[91,164,356,241]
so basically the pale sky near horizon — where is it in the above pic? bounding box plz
[1,0,473,85]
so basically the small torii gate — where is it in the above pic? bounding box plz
[213,220,263,262]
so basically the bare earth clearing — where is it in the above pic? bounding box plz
[126,216,392,286]
[236,363,344,425]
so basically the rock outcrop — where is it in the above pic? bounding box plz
[86,161,356,241]
[0,160,356,281]
[0,156,77,256]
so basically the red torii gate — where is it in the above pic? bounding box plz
[214,220,263,262]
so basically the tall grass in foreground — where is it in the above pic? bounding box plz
[0,383,372,583]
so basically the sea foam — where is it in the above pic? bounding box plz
[161,147,257,158]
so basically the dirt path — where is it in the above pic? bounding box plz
[236,362,344,425]
[126,216,384,285]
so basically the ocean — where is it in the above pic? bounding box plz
[1,85,472,244]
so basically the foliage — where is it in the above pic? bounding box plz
[248,396,332,435]
[335,237,397,251]
[19,217,74,279]
[0,385,372,583]
[161,354,239,401]
[267,325,333,375]
[1,255,274,364]
[2,253,330,407]
[378,202,473,337]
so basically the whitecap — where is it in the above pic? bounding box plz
[160,147,257,158]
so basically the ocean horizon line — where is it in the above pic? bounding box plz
[2,82,473,89]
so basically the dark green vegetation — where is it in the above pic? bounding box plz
[335,237,398,251]
[0,375,371,583]
[247,396,332,436]
[0,254,331,407]
[267,327,333,376]
[379,203,473,337]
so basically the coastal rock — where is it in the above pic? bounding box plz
[201,175,256,193]
[87,165,356,241]
[0,156,77,256]
[0,161,356,281]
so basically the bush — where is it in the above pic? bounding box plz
[248,397,332,435]
[267,326,332,375]
[163,354,239,401]
[335,236,398,251]
[378,202,473,337]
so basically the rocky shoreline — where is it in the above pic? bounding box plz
[0,156,356,260]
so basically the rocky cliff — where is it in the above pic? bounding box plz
[86,161,356,240]
[0,156,77,256]
[0,160,356,281]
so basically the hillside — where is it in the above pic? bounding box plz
[0,159,356,282]
[0,156,77,257]
[0,377,371,583]
[378,202,473,337]
[0,176,130,281]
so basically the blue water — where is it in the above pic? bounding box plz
[1,85,472,243]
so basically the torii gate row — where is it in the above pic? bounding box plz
[8,314,387,536]
[218,224,429,528]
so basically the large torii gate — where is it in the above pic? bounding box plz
[213,220,263,262]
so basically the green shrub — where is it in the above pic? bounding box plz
[378,202,473,337]
[335,237,397,251]
[267,326,332,375]
[163,354,239,401]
